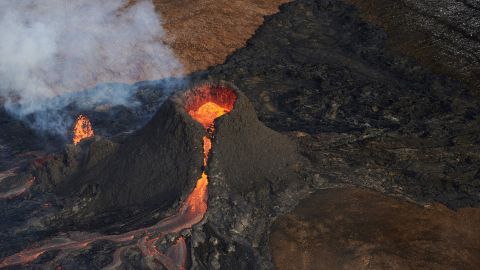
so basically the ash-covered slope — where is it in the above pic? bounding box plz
[36,90,206,220]
[78,97,206,213]
[210,88,301,195]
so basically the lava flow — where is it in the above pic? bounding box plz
[0,177,35,200]
[72,114,94,145]
[0,86,237,269]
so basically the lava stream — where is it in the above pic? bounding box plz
[0,97,233,269]
[0,177,35,200]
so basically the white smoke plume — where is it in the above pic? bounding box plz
[0,0,183,136]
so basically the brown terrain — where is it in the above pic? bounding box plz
[146,0,291,73]
[270,188,480,270]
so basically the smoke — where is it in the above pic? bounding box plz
[0,0,183,136]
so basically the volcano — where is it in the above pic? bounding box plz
[18,81,304,268]
[37,81,302,220]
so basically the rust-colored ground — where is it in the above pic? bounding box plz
[270,188,480,270]
[129,0,290,74]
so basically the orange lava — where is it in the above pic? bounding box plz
[188,102,229,129]
[72,115,94,145]
[0,86,237,269]
[183,89,235,219]
[184,84,236,125]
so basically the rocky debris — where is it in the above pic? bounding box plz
[210,0,480,208]
[345,0,480,92]
[270,187,480,270]
[35,137,119,192]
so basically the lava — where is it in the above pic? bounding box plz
[183,86,235,219]
[0,177,35,200]
[0,152,44,200]
[0,86,237,269]
[188,102,229,129]
[72,114,94,145]
[184,85,236,120]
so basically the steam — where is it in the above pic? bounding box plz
[0,0,183,136]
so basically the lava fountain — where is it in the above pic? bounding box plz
[72,114,94,145]
[0,84,237,269]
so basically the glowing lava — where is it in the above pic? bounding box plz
[188,102,229,129]
[183,92,234,219]
[0,86,237,269]
[72,115,94,145]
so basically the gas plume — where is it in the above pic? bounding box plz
[0,0,183,136]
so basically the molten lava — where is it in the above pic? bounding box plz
[0,85,237,270]
[72,115,94,145]
[183,89,235,219]
[188,102,230,129]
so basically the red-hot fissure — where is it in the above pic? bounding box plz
[0,87,236,270]
[182,99,233,217]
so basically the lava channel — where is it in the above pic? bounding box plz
[0,88,236,270]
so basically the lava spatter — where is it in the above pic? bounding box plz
[72,114,94,145]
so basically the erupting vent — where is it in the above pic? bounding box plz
[182,84,237,218]
[184,84,236,128]
[72,115,94,145]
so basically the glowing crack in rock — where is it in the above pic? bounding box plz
[0,86,237,270]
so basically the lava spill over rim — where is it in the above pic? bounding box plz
[0,84,238,269]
